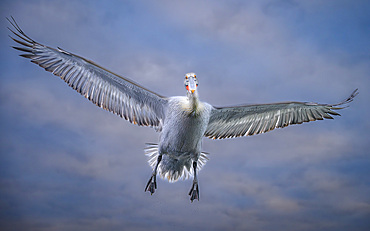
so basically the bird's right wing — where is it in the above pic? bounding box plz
[8,17,168,129]
[205,89,358,139]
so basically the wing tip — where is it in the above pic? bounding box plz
[330,88,359,107]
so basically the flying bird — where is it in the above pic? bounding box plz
[7,17,358,202]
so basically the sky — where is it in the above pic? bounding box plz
[0,0,369,230]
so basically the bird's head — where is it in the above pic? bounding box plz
[184,72,198,94]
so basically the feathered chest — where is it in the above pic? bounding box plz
[160,97,212,148]
[167,96,209,119]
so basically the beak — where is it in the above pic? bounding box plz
[187,77,197,94]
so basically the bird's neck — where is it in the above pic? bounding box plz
[187,91,201,114]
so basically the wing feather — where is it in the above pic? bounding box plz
[205,90,358,139]
[8,17,167,129]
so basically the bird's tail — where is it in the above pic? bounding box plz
[144,143,209,182]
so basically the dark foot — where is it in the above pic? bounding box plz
[145,175,157,195]
[188,181,199,202]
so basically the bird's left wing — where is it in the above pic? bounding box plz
[205,90,358,139]
[8,17,167,129]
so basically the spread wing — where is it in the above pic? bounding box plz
[205,89,358,139]
[8,17,167,129]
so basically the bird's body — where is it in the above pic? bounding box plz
[154,95,212,180]
[160,96,209,160]
[7,17,358,202]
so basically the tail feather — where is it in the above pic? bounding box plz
[144,143,209,182]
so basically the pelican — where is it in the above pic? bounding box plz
[8,17,358,202]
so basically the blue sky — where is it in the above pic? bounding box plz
[0,0,369,230]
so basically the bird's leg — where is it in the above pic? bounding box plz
[188,161,199,202]
[145,154,162,195]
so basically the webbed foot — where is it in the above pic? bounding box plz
[145,175,157,195]
[188,181,199,202]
